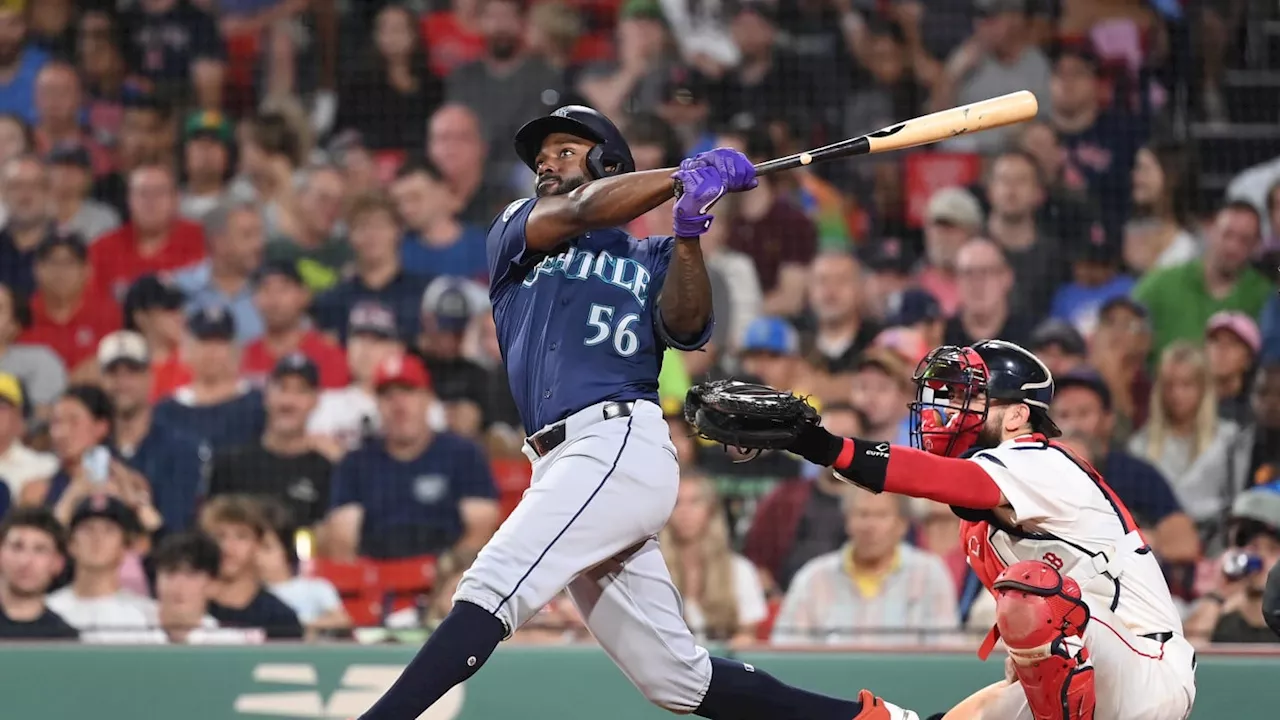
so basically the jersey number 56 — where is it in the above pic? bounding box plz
[585,303,641,357]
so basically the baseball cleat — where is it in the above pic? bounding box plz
[853,689,922,720]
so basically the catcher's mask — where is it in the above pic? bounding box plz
[909,340,1061,457]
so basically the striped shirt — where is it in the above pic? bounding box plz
[770,543,960,647]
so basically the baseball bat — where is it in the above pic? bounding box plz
[752,90,1040,176]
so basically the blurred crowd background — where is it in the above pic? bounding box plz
[0,0,1278,650]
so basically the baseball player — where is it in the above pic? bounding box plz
[778,340,1197,720]
[356,105,918,720]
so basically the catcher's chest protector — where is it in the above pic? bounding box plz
[961,519,1007,592]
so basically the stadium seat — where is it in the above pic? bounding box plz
[491,457,534,521]
[757,597,783,642]
[312,557,380,627]
[372,555,438,615]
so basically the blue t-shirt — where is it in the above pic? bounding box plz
[1102,449,1182,527]
[153,388,266,454]
[311,270,430,344]
[401,226,489,281]
[487,198,713,433]
[1050,275,1136,332]
[330,432,498,559]
[1059,111,1146,240]
[0,47,49,125]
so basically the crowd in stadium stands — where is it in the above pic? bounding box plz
[0,0,1277,649]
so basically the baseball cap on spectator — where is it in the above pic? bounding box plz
[884,289,943,328]
[46,143,91,170]
[184,110,234,145]
[1030,318,1087,357]
[1071,224,1122,265]
[271,353,319,388]
[253,259,305,288]
[348,301,399,340]
[872,327,930,367]
[1229,485,1280,533]
[740,317,798,356]
[373,353,432,393]
[326,128,366,165]
[1098,295,1149,320]
[620,0,666,21]
[71,494,142,536]
[97,330,150,369]
[1052,40,1102,74]
[975,0,1027,16]
[32,230,88,263]
[859,237,915,276]
[853,347,912,387]
[124,274,186,314]
[662,65,708,107]
[1055,367,1112,412]
[425,284,472,333]
[187,305,236,341]
[1206,311,1262,356]
[925,187,984,231]
[0,372,23,411]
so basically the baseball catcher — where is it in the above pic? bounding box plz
[687,340,1197,720]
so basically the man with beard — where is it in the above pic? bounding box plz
[0,507,77,639]
[356,105,918,720]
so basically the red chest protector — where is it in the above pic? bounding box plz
[960,518,1006,592]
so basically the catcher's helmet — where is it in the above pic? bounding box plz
[909,339,1060,456]
[514,105,636,180]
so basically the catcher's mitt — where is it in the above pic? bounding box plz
[684,379,819,457]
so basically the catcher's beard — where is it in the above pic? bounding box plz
[974,406,1007,448]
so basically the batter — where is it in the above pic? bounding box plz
[356,105,918,720]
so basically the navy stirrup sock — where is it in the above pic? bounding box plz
[359,600,506,720]
[694,657,864,720]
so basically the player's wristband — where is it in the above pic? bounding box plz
[787,423,845,467]
[835,437,890,494]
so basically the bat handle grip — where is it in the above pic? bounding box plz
[673,177,684,199]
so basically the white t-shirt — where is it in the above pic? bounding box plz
[682,554,767,641]
[1152,229,1201,270]
[307,385,447,450]
[270,577,343,624]
[46,587,157,631]
[969,436,1183,637]
[0,442,59,496]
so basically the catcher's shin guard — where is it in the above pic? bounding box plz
[992,560,1096,720]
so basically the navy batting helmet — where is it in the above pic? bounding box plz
[514,105,636,180]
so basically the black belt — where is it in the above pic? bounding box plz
[526,402,635,458]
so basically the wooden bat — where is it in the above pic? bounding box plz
[753,90,1040,177]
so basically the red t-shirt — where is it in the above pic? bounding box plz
[20,292,123,370]
[241,330,351,389]
[89,221,207,301]
[421,12,484,77]
[151,354,193,402]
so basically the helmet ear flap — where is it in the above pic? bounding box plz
[586,144,627,179]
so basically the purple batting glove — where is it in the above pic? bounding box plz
[691,147,758,192]
[671,165,726,238]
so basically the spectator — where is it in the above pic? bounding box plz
[944,237,1035,347]
[1050,43,1144,239]
[804,251,878,374]
[418,278,490,438]
[75,10,131,152]
[1268,553,1280,638]
[1184,487,1280,644]
[1240,364,1280,489]
[1126,140,1199,273]
[738,317,810,395]
[524,0,582,87]
[427,103,508,227]
[90,165,207,302]
[93,96,174,218]
[33,62,111,178]
[849,348,912,447]
[0,282,67,414]
[1015,121,1096,239]
[655,65,714,155]
[470,311,522,435]
[856,238,915,325]
[0,372,55,498]
[661,0,737,72]
[421,0,486,78]
[25,0,73,64]
[1134,201,1271,359]
[1129,342,1244,540]
[199,495,304,639]
[744,403,863,593]
[209,354,333,527]
[326,129,378,198]
[771,488,957,646]
[1049,229,1135,336]
[1052,368,1200,563]
[0,507,76,639]
[241,261,347,389]
[916,187,983,316]
[1206,312,1262,425]
[393,160,487,282]
[326,353,499,560]
[262,164,351,293]
[229,111,305,242]
[0,6,49,125]
[1028,319,1087,381]
[45,494,154,631]
[719,126,817,317]
[0,112,30,173]
[882,289,946,352]
[21,232,121,379]
[144,531,251,644]
[121,0,225,111]
[984,149,1070,320]
[931,0,1050,154]
[255,498,349,635]
[172,201,267,343]
[307,302,409,451]
[911,498,967,594]
[837,12,930,172]
[97,330,205,537]
[692,193,761,352]
[0,154,53,298]
[121,275,191,401]
[1089,296,1154,436]
[178,111,235,222]
[446,0,563,180]
[337,3,443,152]
[577,0,679,120]
[659,472,767,645]
[312,192,429,344]
[153,306,266,452]
[47,144,120,242]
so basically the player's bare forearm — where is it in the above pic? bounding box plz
[525,169,677,250]
[658,237,713,342]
